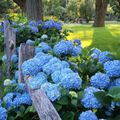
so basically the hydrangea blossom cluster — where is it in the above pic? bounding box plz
[90,73,110,89]
[22,53,53,76]
[11,54,18,63]
[90,48,101,59]
[98,51,113,64]
[104,60,120,77]
[42,57,70,75]
[28,72,47,90]
[51,68,82,89]
[38,42,52,53]
[0,106,7,120]
[81,87,102,109]
[78,110,98,120]
[3,83,32,109]
[53,40,82,56]
[43,20,62,30]
[2,54,18,63]
[41,82,61,102]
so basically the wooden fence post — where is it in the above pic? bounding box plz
[19,44,61,120]
[4,18,16,77]
[18,43,35,83]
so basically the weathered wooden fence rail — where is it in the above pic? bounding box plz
[4,17,16,77]
[4,18,61,120]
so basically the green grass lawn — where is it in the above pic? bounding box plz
[64,23,120,53]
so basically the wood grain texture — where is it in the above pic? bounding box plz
[4,25,16,77]
[27,84,61,120]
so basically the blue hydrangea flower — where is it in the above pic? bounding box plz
[26,39,35,46]
[51,71,61,83]
[3,92,14,109]
[35,47,42,54]
[51,68,73,84]
[43,20,62,30]
[22,58,42,76]
[30,26,38,33]
[2,55,7,63]
[98,51,113,64]
[0,107,7,120]
[53,40,81,56]
[29,21,37,26]
[74,39,81,45]
[37,20,43,25]
[81,87,102,109]
[61,73,82,89]
[78,110,98,120]
[71,46,82,56]
[11,54,18,63]
[39,42,52,53]
[13,93,32,107]
[43,59,69,75]
[28,72,47,90]
[90,73,110,89]
[90,48,101,59]
[41,82,61,101]
[53,40,70,55]
[54,22,62,30]
[104,60,120,77]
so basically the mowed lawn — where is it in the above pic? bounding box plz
[64,23,120,53]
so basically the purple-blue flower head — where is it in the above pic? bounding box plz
[90,73,110,89]
[78,110,98,120]
[104,60,120,77]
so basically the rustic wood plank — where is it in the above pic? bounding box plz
[26,77,61,120]
[18,43,35,83]
[4,26,16,77]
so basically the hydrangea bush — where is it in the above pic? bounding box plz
[0,21,120,120]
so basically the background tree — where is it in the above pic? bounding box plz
[0,0,17,18]
[93,0,109,27]
[80,0,95,23]
[13,0,43,21]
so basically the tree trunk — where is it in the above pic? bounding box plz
[13,0,26,13]
[26,0,43,21]
[93,0,108,27]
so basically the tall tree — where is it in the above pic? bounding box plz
[13,0,43,21]
[26,0,43,21]
[80,0,95,23]
[93,0,108,27]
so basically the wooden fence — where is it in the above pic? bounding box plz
[4,18,61,120]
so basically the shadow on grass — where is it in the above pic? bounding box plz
[87,26,120,53]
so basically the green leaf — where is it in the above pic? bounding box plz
[94,91,112,105]
[53,104,62,111]
[25,105,36,114]
[57,96,69,105]
[71,99,78,106]
[77,91,84,99]
[19,105,25,114]
[108,87,120,101]
[8,116,14,120]
[94,91,106,102]
[62,111,75,120]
